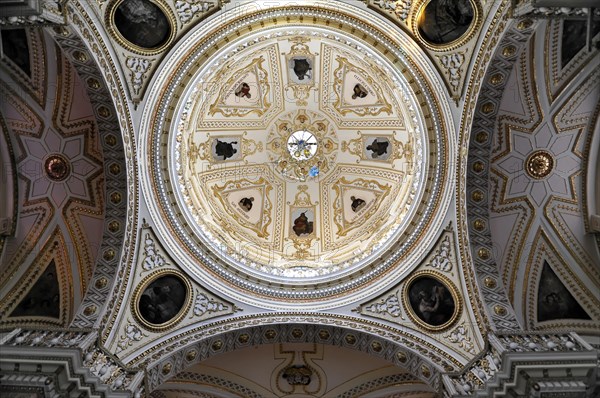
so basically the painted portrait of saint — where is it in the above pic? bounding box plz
[213,139,239,161]
[238,197,254,212]
[138,275,187,325]
[293,58,312,80]
[113,0,171,49]
[537,262,590,322]
[407,276,456,327]
[288,56,314,84]
[350,196,366,212]
[292,211,314,237]
[366,138,390,159]
[418,0,474,45]
[352,83,368,99]
[234,82,252,98]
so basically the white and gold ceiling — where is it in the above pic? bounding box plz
[0,0,599,397]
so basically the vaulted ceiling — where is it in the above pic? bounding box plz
[0,1,598,397]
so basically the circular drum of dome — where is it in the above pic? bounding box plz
[140,2,455,309]
[107,0,175,54]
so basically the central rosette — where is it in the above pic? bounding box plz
[288,130,317,161]
[268,110,338,182]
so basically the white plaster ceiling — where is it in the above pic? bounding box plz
[152,343,435,398]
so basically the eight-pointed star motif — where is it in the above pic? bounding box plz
[495,123,579,208]
[19,127,101,208]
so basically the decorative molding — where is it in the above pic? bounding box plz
[461,15,538,332]
[167,373,263,398]
[0,329,144,395]
[131,317,453,391]
[445,332,596,396]
[437,51,467,96]
[335,373,424,398]
[0,0,65,26]
[175,0,215,24]
[125,57,152,97]
[513,2,600,18]
[51,3,138,337]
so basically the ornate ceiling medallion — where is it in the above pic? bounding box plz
[402,271,462,332]
[413,0,482,51]
[142,3,452,306]
[270,110,337,182]
[105,0,176,55]
[525,150,554,179]
[132,269,192,332]
[44,154,71,181]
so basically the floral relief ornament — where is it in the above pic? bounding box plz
[443,322,475,354]
[116,322,146,354]
[427,235,453,273]
[125,57,152,96]
[142,233,166,271]
[372,0,412,21]
[438,51,466,92]
[193,292,229,317]
[175,0,215,24]
[364,293,404,318]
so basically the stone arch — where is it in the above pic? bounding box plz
[460,16,540,331]
[587,113,600,234]
[44,13,138,331]
[139,315,456,393]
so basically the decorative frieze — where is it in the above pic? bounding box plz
[1,329,144,394]
[0,0,64,26]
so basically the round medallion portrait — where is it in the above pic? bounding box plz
[404,273,460,330]
[134,272,190,330]
[110,0,173,51]
[417,0,475,46]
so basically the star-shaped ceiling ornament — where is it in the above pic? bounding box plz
[19,127,101,208]
[494,122,579,208]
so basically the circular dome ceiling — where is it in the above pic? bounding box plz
[143,3,452,307]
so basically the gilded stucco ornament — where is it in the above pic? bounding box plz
[525,150,554,179]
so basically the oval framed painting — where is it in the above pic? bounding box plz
[413,0,481,51]
[132,270,192,332]
[403,271,461,332]
[106,0,176,55]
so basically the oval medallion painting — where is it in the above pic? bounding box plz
[405,273,459,331]
[135,273,189,330]
[113,0,172,49]
[417,0,475,45]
